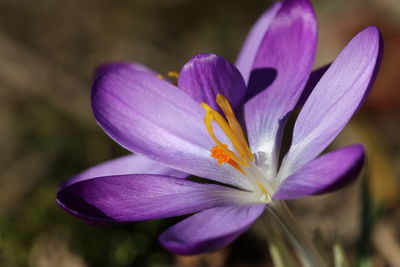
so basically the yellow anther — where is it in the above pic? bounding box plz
[216,95,254,161]
[201,94,254,172]
[167,71,179,79]
[157,74,164,79]
[201,103,248,166]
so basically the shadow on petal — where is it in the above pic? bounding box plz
[246,67,277,102]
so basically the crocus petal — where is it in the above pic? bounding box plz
[159,204,266,255]
[278,26,382,179]
[92,65,252,189]
[57,174,256,225]
[61,154,188,188]
[296,64,331,108]
[273,145,365,200]
[235,2,282,83]
[178,54,247,110]
[243,0,317,178]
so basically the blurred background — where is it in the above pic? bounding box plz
[0,0,399,266]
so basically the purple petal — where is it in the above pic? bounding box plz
[243,0,317,178]
[178,54,247,111]
[92,65,252,189]
[61,154,188,188]
[279,26,382,178]
[235,2,282,83]
[57,174,254,224]
[296,64,331,108]
[273,145,365,200]
[159,204,266,255]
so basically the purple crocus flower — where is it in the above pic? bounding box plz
[57,0,382,255]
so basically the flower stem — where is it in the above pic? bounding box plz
[262,210,297,267]
[265,201,329,267]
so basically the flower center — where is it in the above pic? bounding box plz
[201,94,272,200]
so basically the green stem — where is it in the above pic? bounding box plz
[265,201,329,267]
[262,211,297,267]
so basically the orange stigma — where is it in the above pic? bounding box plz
[211,144,231,165]
[211,144,246,175]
